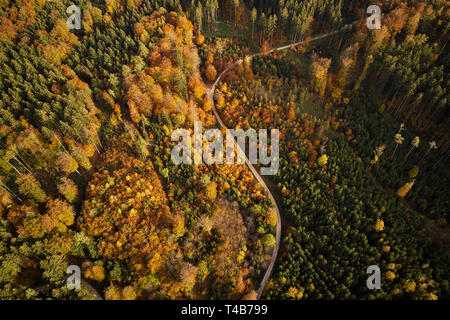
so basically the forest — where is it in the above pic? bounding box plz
[0,0,448,300]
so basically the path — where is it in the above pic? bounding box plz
[206,30,341,299]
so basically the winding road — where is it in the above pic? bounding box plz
[206,30,341,299]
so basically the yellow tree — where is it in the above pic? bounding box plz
[42,198,75,233]
[172,214,186,237]
[205,64,217,82]
[371,144,387,164]
[317,154,328,166]
[310,53,331,98]
[16,173,46,203]
[83,10,94,33]
[206,181,217,201]
[122,286,137,300]
[375,219,384,232]
[404,136,420,161]
[390,133,405,159]
[397,180,415,197]
[105,285,122,300]
[285,286,303,299]
[57,177,78,203]
[408,167,419,178]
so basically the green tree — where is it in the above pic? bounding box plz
[16,173,46,203]
[195,4,203,34]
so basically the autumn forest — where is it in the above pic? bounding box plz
[0,0,448,301]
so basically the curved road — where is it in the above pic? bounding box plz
[206,30,340,299]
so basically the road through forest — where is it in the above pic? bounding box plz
[206,30,341,299]
[79,29,342,301]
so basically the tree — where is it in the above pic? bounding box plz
[259,13,267,44]
[195,5,203,34]
[406,13,421,35]
[419,141,437,164]
[370,144,387,165]
[233,0,239,27]
[385,271,396,281]
[408,167,419,178]
[83,10,94,33]
[268,14,277,45]
[317,154,328,166]
[122,286,136,300]
[40,255,68,285]
[104,284,122,300]
[56,152,79,175]
[206,181,217,200]
[250,8,257,41]
[57,177,78,203]
[374,219,384,232]
[71,145,91,170]
[262,233,276,248]
[188,76,206,102]
[397,180,415,197]
[135,135,149,161]
[196,34,205,46]
[280,7,289,37]
[173,214,186,237]
[310,53,331,98]
[285,286,303,299]
[205,64,217,82]
[42,198,75,233]
[266,209,277,227]
[261,40,271,55]
[404,136,420,161]
[390,133,405,159]
[82,261,105,282]
[180,262,198,291]
[16,174,46,203]
[126,0,135,11]
[404,280,416,293]
[91,6,103,25]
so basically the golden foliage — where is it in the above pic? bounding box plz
[385,271,396,281]
[375,219,384,232]
[397,181,415,197]
[317,154,328,166]
[206,181,217,201]
[404,280,416,293]
[408,167,419,178]
[57,177,78,203]
[285,286,303,299]
[205,64,217,82]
